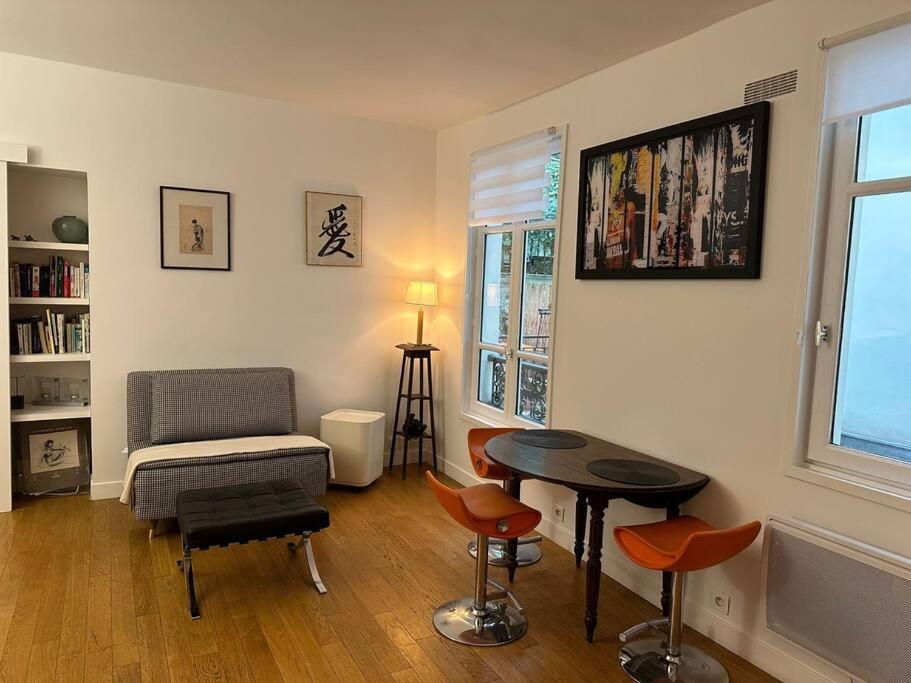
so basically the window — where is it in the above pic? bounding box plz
[464,127,564,426]
[801,20,911,492]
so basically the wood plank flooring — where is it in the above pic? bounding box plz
[0,466,777,682]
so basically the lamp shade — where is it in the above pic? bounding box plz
[405,280,438,306]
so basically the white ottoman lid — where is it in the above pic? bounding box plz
[321,409,385,423]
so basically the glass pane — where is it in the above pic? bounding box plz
[478,349,506,410]
[480,232,512,345]
[856,103,911,182]
[519,229,554,353]
[543,151,561,221]
[517,359,547,425]
[832,191,911,463]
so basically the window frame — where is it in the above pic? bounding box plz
[462,126,567,428]
[792,105,911,506]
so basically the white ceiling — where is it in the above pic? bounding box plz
[0,0,769,129]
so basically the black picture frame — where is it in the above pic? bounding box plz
[16,419,90,494]
[160,185,232,271]
[575,102,769,280]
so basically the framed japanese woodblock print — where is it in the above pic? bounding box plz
[160,186,231,270]
[576,102,769,279]
[306,191,363,267]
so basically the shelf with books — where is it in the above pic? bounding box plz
[11,309,90,356]
[10,404,91,423]
[8,240,89,252]
[9,256,89,299]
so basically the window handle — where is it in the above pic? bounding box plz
[506,349,515,359]
[815,321,830,346]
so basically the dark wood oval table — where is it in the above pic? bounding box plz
[485,429,709,642]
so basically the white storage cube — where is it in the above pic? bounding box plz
[320,409,386,487]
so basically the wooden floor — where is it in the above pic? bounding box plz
[0,466,777,682]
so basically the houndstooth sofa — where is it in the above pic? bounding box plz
[125,367,330,521]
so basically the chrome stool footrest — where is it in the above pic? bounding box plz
[619,617,669,642]
[467,536,543,567]
[485,578,523,613]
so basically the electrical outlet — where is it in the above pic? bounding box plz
[553,504,565,523]
[711,590,731,616]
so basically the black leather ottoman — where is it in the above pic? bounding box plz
[175,478,330,619]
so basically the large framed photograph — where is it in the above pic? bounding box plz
[16,420,90,494]
[576,102,769,279]
[306,191,363,267]
[160,186,231,270]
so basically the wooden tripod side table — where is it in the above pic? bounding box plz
[389,343,438,478]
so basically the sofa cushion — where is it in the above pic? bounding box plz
[150,369,294,444]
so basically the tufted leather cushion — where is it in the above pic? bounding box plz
[149,369,294,445]
[176,478,329,551]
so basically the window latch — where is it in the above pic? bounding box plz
[815,321,830,346]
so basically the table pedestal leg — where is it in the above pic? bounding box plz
[574,491,587,568]
[505,477,521,583]
[585,497,607,642]
[661,503,680,617]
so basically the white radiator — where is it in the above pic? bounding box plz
[762,515,911,683]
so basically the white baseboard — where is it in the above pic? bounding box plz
[439,457,842,683]
[90,479,123,500]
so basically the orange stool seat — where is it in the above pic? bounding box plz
[468,427,520,480]
[613,515,761,573]
[426,473,541,540]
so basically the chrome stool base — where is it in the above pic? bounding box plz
[432,597,527,647]
[467,539,542,567]
[619,639,728,683]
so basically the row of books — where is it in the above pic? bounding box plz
[9,257,89,298]
[11,310,91,355]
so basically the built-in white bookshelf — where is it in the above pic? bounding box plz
[4,161,91,506]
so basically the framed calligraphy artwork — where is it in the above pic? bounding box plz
[305,191,363,267]
[160,186,231,271]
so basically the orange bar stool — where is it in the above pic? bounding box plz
[613,516,761,683]
[426,471,542,646]
[467,428,543,576]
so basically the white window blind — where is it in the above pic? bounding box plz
[822,18,911,123]
[468,128,561,227]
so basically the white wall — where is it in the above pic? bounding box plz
[0,51,436,498]
[432,1,911,681]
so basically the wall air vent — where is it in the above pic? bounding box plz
[762,515,911,683]
[744,69,797,104]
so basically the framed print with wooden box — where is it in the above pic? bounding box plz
[160,186,231,270]
[306,191,363,267]
[16,419,90,494]
[576,102,769,279]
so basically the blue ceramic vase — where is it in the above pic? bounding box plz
[52,215,89,244]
